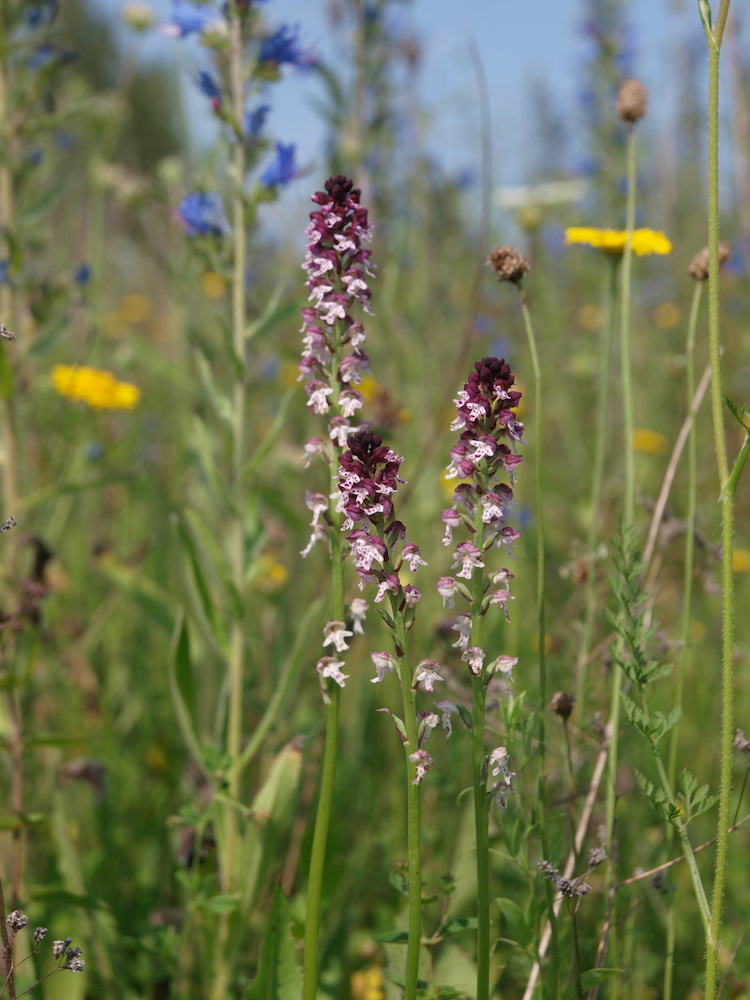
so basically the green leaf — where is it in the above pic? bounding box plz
[168,610,204,766]
[373,929,409,944]
[562,969,620,999]
[497,897,532,948]
[171,513,227,658]
[436,917,476,939]
[194,349,234,425]
[203,893,240,915]
[245,885,302,1000]
[244,389,295,480]
[96,552,176,633]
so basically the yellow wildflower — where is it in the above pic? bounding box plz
[51,365,141,410]
[653,302,681,329]
[733,549,750,573]
[350,964,385,1000]
[118,293,152,323]
[632,428,669,455]
[565,227,672,256]
[201,271,227,300]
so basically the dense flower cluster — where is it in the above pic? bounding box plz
[300,175,374,427]
[564,227,672,256]
[439,356,523,681]
[51,365,140,411]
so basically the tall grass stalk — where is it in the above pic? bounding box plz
[699,2,735,995]
[576,257,619,721]
[518,286,561,997]
[602,115,639,977]
[663,280,702,1000]
[0,12,19,569]
[213,13,248,999]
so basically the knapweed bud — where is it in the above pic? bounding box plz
[487,245,530,285]
[616,78,648,124]
[550,690,575,720]
[688,241,731,281]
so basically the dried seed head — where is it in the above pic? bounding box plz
[34,927,48,944]
[550,690,575,720]
[588,846,607,869]
[487,245,530,285]
[6,911,28,932]
[616,78,648,124]
[688,241,731,281]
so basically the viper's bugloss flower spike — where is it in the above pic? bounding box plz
[259,24,315,68]
[177,192,230,237]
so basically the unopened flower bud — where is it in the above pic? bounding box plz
[616,78,648,124]
[688,241,730,281]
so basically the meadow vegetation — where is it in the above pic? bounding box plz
[0,1,748,999]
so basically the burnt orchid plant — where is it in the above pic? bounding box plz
[439,356,523,1000]
[299,174,377,1000]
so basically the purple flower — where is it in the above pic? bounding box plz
[260,142,299,188]
[164,0,224,37]
[177,193,229,237]
[74,263,91,285]
[259,24,315,67]
[244,104,270,139]
[29,43,56,68]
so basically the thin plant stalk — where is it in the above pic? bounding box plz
[699,2,735,995]
[663,279,702,1000]
[518,289,561,997]
[302,524,345,1000]
[468,539,490,1000]
[393,614,422,1000]
[603,118,638,947]
[0,9,19,571]
[212,13,248,1000]
[576,257,619,720]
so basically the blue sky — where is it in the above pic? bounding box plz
[95,1,740,237]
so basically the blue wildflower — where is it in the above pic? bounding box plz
[74,264,91,285]
[29,43,56,69]
[259,25,314,68]
[167,0,223,37]
[25,1,58,28]
[243,104,269,139]
[197,71,222,105]
[0,261,9,284]
[260,143,298,188]
[178,193,230,237]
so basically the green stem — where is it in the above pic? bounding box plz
[602,122,639,957]
[519,290,560,996]
[576,257,619,719]
[302,524,345,1000]
[213,14,247,1000]
[471,672,490,1000]
[0,6,19,576]
[394,616,422,1000]
[663,280,702,1000]
[703,5,735,995]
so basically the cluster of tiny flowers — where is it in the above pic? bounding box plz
[300,175,374,434]
[4,913,83,972]
[338,428,424,601]
[537,860,591,899]
[439,357,523,681]
[489,746,515,811]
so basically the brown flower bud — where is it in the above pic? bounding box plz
[487,245,530,284]
[616,78,648,124]
[550,690,575,720]
[687,241,730,281]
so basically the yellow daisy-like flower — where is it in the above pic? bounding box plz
[632,428,669,455]
[733,549,750,574]
[565,227,672,256]
[51,365,141,410]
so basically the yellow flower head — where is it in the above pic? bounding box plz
[632,428,669,456]
[733,549,750,574]
[51,365,141,411]
[565,227,672,256]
